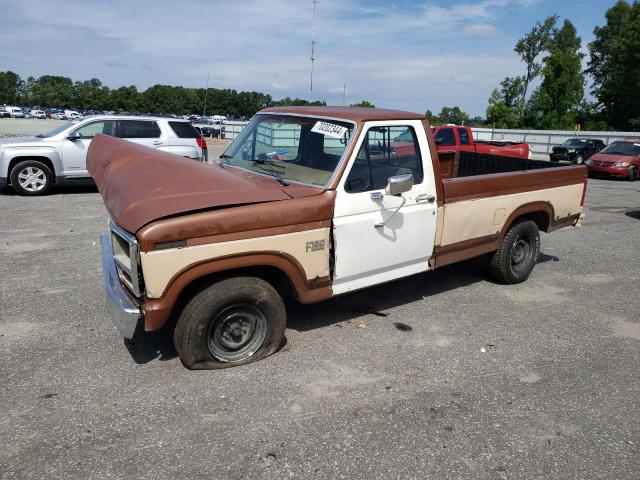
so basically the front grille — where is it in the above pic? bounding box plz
[592,160,613,167]
[109,220,143,297]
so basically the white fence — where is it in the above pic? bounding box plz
[471,127,639,155]
[217,120,638,154]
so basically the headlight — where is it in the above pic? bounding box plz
[585,159,592,165]
[615,161,630,167]
[568,149,575,153]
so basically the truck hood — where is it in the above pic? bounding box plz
[87,134,323,233]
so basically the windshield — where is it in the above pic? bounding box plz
[37,121,77,138]
[600,141,640,156]
[219,114,354,187]
[563,139,586,147]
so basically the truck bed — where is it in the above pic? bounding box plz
[437,150,564,179]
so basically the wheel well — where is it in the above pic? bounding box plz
[8,156,57,183]
[511,211,550,233]
[171,265,296,316]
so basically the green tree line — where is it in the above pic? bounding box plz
[486,0,640,131]
[0,73,326,119]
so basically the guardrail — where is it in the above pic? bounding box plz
[470,127,639,155]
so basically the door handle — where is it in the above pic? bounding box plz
[416,194,436,204]
[152,140,163,145]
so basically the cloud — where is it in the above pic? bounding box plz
[0,0,538,115]
[461,24,499,36]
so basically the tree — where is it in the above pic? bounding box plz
[588,1,640,131]
[436,106,469,125]
[30,75,75,108]
[350,100,375,108]
[486,89,520,128]
[514,15,558,115]
[0,71,21,105]
[528,20,585,129]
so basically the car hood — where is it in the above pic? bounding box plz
[590,152,637,163]
[0,136,48,147]
[87,134,324,233]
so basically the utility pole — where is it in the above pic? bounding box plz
[203,71,209,121]
[310,0,317,102]
[342,82,346,106]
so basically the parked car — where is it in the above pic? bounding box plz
[4,106,24,118]
[0,116,208,195]
[586,139,640,181]
[550,138,604,164]
[0,109,10,118]
[89,106,587,369]
[64,110,81,120]
[31,109,46,119]
[431,125,530,159]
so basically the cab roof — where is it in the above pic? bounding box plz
[260,106,425,123]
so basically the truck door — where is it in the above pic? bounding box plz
[332,120,438,294]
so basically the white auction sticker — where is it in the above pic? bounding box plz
[311,121,348,139]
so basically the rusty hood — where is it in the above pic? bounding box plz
[87,134,323,233]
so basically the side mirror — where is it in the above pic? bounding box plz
[385,173,413,196]
[67,131,81,141]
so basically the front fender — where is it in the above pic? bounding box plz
[0,146,63,177]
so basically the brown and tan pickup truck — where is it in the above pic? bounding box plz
[88,106,587,369]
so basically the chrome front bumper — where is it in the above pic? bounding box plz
[100,232,141,339]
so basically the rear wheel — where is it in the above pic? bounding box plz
[10,160,53,196]
[174,277,286,369]
[489,220,540,284]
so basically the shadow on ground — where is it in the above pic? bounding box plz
[122,252,559,364]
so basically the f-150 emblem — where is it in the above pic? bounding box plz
[305,240,325,252]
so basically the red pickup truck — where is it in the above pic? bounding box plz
[431,125,530,159]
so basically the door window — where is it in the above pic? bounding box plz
[435,128,455,146]
[345,126,423,193]
[118,120,161,138]
[73,120,116,138]
[457,128,470,145]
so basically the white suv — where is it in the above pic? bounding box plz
[0,116,208,195]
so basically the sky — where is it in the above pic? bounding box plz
[0,0,621,116]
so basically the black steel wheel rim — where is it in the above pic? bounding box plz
[511,233,532,271]
[207,303,268,362]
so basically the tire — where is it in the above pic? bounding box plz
[174,276,286,369]
[10,160,53,196]
[574,154,584,165]
[629,167,638,182]
[489,219,540,284]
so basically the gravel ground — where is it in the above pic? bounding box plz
[1,171,639,478]
[0,118,67,137]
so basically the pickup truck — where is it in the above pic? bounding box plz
[431,125,531,159]
[89,106,586,370]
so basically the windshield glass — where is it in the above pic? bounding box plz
[37,121,77,138]
[219,114,354,187]
[600,141,640,156]
[562,139,586,146]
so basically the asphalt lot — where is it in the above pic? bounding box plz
[1,176,639,479]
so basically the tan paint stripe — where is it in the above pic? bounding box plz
[141,228,331,298]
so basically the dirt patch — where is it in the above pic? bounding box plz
[613,318,640,341]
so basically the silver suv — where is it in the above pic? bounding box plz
[0,115,208,195]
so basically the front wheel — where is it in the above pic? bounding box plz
[489,220,540,284]
[10,160,53,196]
[174,277,286,369]
[574,154,584,165]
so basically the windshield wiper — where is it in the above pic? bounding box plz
[250,157,285,169]
[254,165,289,186]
